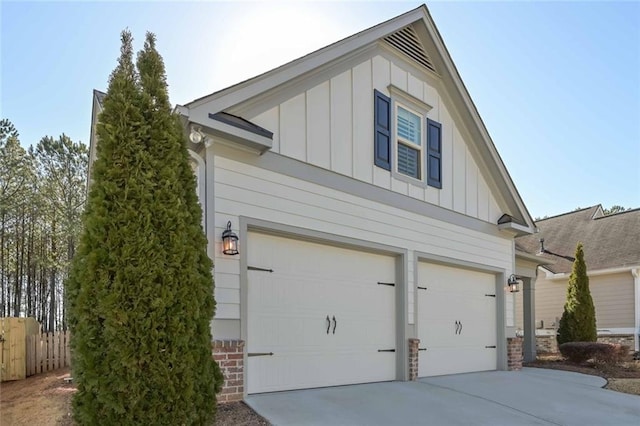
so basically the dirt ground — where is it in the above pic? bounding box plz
[0,368,269,426]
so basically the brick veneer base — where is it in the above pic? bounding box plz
[536,334,635,355]
[408,338,419,380]
[212,340,245,403]
[507,337,523,371]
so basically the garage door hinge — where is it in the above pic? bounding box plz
[417,286,427,290]
[248,266,274,273]
[484,294,496,297]
[377,282,395,287]
[248,352,274,357]
[418,348,427,351]
[377,349,396,352]
[485,346,497,349]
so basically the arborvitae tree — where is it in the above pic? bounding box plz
[67,30,221,425]
[557,242,597,345]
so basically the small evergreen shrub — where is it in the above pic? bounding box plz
[557,243,597,345]
[559,342,628,364]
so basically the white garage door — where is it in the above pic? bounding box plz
[418,262,497,377]
[247,232,397,394]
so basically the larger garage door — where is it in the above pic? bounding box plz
[247,232,397,394]
[418,262,497,377]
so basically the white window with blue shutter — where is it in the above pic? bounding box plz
[374,89,442,189]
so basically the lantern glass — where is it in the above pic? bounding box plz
[222,221,239,255]
[507,275,520,293]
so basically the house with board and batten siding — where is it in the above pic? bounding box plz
[516,205,640,354]
[90,4,543,401]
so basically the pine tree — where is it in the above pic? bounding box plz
[67,30,221,425]
[557,242,597,345]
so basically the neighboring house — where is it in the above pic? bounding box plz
[516,205,640,353]
[90,5,540,400]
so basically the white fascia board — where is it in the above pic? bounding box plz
[498,221,533,236]
[540,265,640,281]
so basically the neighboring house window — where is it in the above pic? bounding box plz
[374,89,442,188]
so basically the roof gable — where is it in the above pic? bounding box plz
[516,205,640,273]
[181,4,535,232]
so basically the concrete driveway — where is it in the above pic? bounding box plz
[245,368,640,425]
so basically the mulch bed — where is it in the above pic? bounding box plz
[215,401,270,426]
[525,353,640,379]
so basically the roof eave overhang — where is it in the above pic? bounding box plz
[177,105,272,155]
[540,264,640,281]
[498,221,534,237]
[515,250,553,265]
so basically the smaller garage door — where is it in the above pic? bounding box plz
[418,262,497,377]
[247,232,397,394]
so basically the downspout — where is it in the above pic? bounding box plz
[633,268,640,352]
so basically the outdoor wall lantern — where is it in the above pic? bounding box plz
[222,221,239,255]
[507,274,521,293]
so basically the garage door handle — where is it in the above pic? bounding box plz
[459,321,462,334]
[326,315,331,334]
[332,316,337,334]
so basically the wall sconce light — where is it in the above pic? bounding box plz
[189,125,205,144]
[222,221,239,255]
[507,274,521,293]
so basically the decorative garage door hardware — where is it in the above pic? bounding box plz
[377,349,396,352]
[325,315,337,334]
[248,352,274,357]
[418,348,427,351]
[484,294,496,297]
[455,320,463,335]
[485,346,497,349]
[377,281,395,287]
[417,286,427,290]
[248,266,274,272]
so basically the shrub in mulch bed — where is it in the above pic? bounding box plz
[559,342,630,364]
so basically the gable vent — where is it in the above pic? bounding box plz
[384,26,435,73]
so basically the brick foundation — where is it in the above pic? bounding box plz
[535,334,635,355]
[507,337,523,371]
[408,338,420,380]
[212,340,245,403]
[597,334,635,351]
[536,335,559,354]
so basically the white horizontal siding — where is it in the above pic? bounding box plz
[247,52,504,225]
[212,154,513,322]
[515,271,635,330]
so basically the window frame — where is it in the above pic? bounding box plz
[394,102,424,182]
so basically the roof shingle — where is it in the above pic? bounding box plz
[515,205,640,274]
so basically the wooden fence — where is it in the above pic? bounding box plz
[26,331,71,377]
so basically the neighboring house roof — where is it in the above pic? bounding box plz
[516,205,640,274]
[180,4,535,233]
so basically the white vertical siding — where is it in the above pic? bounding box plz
[280,94,306,160]
[306,82,331,169]
[247,53,504,225]
[330,71,353,176]
[352,60,373,183]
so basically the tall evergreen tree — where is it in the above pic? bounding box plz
[557,242,597,345]
[67,30,221,425]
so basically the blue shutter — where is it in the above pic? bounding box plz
[374,90,391,170]
[427,119,442,188]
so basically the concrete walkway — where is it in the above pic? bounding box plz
[245,368,640,425]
